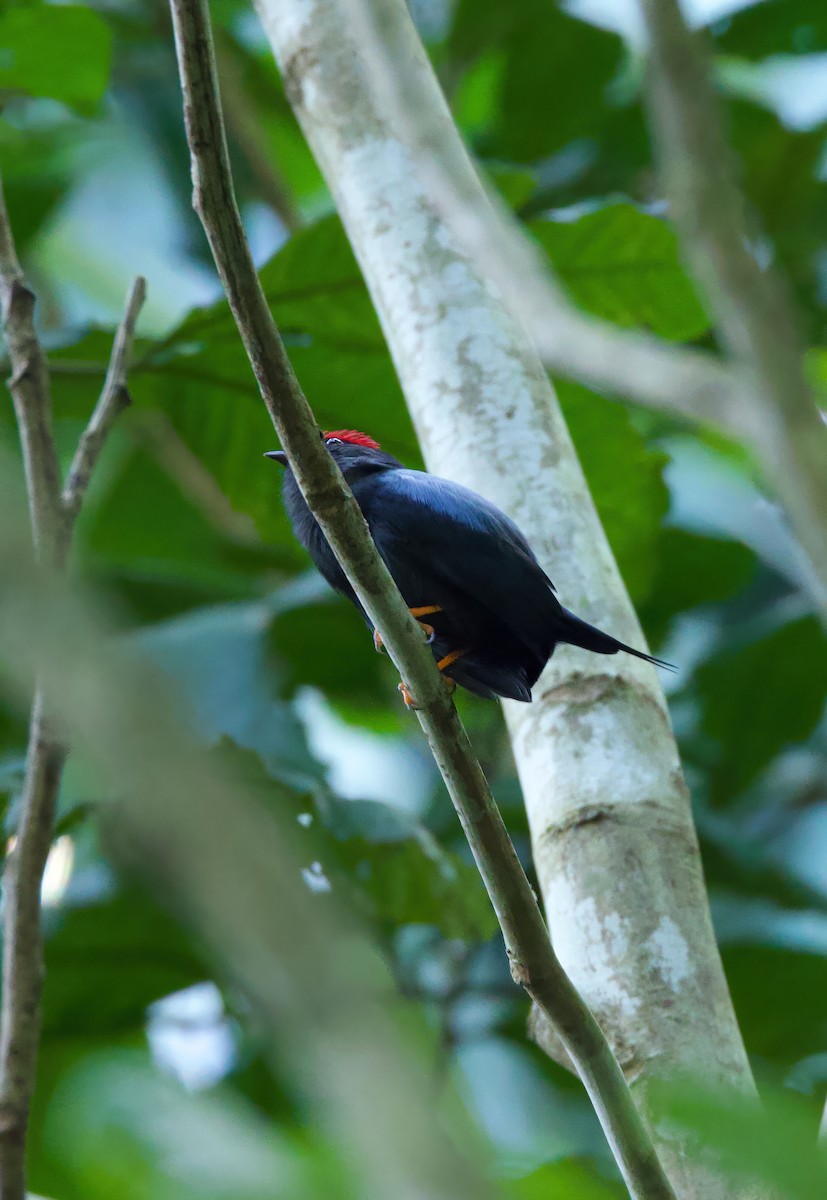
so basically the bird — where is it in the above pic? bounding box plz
[266,429,672,704]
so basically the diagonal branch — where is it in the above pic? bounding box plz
[62,276,147,533]
[638,0,827,613]
[0,180,144,1200]
[167,2,678,1197]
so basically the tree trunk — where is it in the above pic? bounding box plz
[254,0,762,1193]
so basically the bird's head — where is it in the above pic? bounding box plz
[265,429,396,478]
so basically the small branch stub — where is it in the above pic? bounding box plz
[62,276,147,532]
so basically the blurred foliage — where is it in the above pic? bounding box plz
[1,0,826,1196]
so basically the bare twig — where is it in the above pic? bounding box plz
[0,175,67,1200]
[0,183,142,1200]
[168,3,678,1197]
[0,695,65,1200]
[62,276,146,532]
[0,177,63,566]
[639,0,827,612]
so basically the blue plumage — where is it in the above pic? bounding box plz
[269,432,671,702]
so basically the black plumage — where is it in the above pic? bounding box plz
[267,430,671,702]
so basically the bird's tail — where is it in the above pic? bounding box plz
[559,608,676,672]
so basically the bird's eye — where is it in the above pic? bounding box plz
[325,437,343,446]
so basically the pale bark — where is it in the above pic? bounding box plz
[255,1,761,1194]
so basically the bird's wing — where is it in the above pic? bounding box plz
[357,469,560,657]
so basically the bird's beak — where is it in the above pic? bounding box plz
[264,450,288,466]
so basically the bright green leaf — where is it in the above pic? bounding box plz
[697,617,827,805]
[639,529,756,643]
[137,600,322,786]
[509,1157,625,1199]
[557,381,670,603]
[42,889,205,1038]
[533,204,710,340]
[0,5,112,114]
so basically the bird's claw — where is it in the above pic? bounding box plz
[374,619,434,654]
[398,681,421,710]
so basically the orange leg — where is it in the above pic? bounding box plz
[436,648,466,673]
[373,605,443,653]
[399,647,467,711]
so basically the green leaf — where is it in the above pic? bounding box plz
[271,595,392,708]
[219,744,498,941]
[39,1049,353,1200]
[638,529,757,643]
[533,204,710,340]
[557,381,670,603]
[697,617,827,805]
[137,600,322,785]
[715,1,827,59]
[450,0,622,163]
[336,832,499,941]
[655,1081,827,1199]
[701,831,827,915]
[42,889,206,1038]
[0,117,76,251]
[0,5,112,114]
[509,1158,625,1199]
[727,102,827,331]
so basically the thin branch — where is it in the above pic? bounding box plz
[0,174,62,1200]
[0,696,66,1200]
[0,176,66,1200]
[0,175,64,566]
[167,3,677,1198]
[61,276,147,532]
[335,0,827,620]
[0,185,142,1200]
[638,0,827,612]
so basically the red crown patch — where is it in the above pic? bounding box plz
[324,429,381,450]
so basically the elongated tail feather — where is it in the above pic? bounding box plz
[559,609,676,672]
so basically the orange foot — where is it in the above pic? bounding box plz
[398,680,420,709]
[398,668,460,711]
[373,605,442,654]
